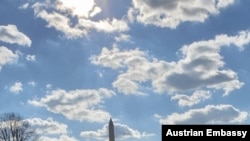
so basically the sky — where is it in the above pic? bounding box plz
[0,0,250,140]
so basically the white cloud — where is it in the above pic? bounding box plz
[80,122,154,140]
[78,18,129,33]
[156,104,248,124]
[29,88,115,122]
[9,82,23,94]
[90,45,148,70]
[112,77,145,95]
[208,80,244,96]
[28,81,36,87]
[89,6,102,17]
[32,1,129,39]
[171,90,212,107]
[38,135,78,141]
[26,54,36,61]
[19,3,29,9]
[0,24,31,47]
[26,118,68,135]
[46,84,52,89]
[34,9,86,39]
[217,0,235,8]
[214,30,250,50]
[26,118,78,141]
[130,0,236,28]
[115,34,131,42]
[90,45,163,95]
[0,46,19,70]
[91,31,250,96]
[153,30,249,94]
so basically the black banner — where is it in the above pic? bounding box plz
[162,125,250,141]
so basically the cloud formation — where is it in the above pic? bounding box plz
[19,3,29,9]
[32,1,129,39]
[26,54,36,62]
[29,88,115,122]
[80,122,154,140]
[171,90,212,107]
[0,46,19,70]
[26,118,68,135]
[129,0,235,28]
[0,24,31,47]
[115,34,131,42]
[38,135,78,141]
[91,31,250,96]
[90,45,157,95]
[28,81,36,87]
[156,30,250,95]
[9,81,23,94]
[155,104,248,124]
[26,118,78,141]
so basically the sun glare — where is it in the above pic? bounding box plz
[58,0,95,18]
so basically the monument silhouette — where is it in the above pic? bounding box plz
[109,118,115,141]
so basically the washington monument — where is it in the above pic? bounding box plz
[109,118,115,141]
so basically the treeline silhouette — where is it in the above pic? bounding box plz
[0,112,38,141]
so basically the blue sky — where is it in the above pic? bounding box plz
[1,0,250,140]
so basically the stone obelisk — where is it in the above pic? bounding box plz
[109,118,115,141]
